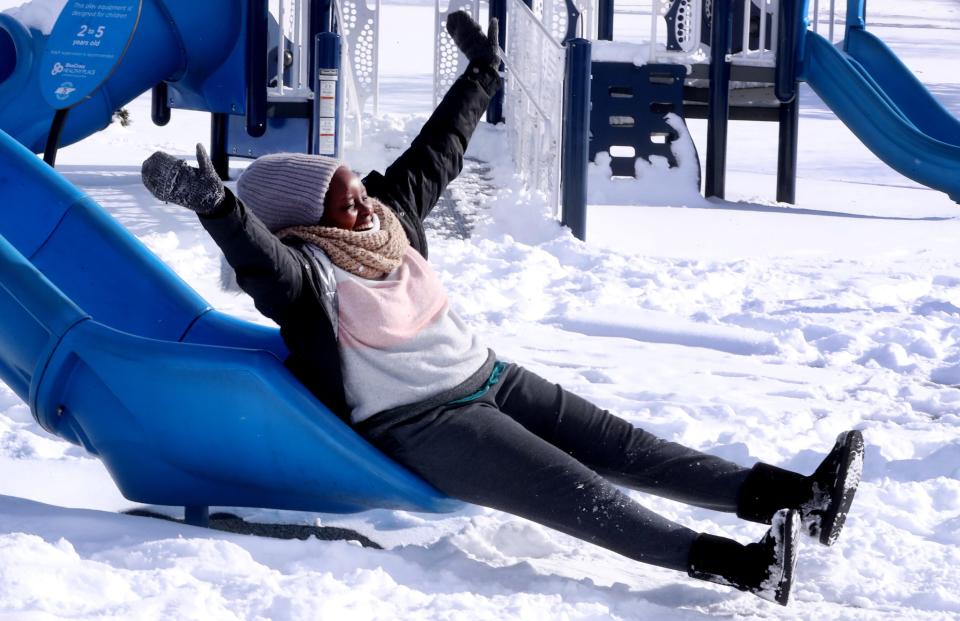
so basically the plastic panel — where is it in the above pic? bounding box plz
[35,320,460,513]
[589,63,687,176]
[30,197,209,341]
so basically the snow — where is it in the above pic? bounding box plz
[2,0,960,619]
[1,0,64,32]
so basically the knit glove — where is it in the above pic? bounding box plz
[141,143,225,215]
[445,11,500,71]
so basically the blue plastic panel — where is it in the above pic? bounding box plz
[589,63,687,177]
[39,0,143,109]
[36,320,460,513]
[0,233,87,401]
[227,112,311,159]
[0,129,79,256]
[30,196,209,341]
[0,0,240,152]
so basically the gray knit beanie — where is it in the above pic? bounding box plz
[236,153,342,232]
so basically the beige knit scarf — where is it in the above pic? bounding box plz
[279,200,410,279]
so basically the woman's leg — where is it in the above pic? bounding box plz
[366,401,699,571]
[490,364,755,513]
[362,401,800,604]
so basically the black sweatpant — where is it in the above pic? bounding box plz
[358,363,751,572]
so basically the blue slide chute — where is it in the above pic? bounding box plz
[799,28,960,202]
[0,131,457,512]
[0,0,245,153]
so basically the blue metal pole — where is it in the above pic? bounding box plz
[42,109,68,167]
[705,0,732,198]
[846,0,866,35]
[774,0,797,103]
[487,0,507,124]
[597,0,615,40]
[776,98,799,203]
[184,505,209,528]
[774,0,802,203]
[210,112,229,180]
[246,0,268,138]
[310,0,334,84]
[561,38,591,241]
[151,82,170,126]
[313,32,342,157]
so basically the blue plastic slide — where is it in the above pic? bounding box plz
[0,0,458,515]
[799,27,960,202]
[0,128,458,514]
[0,0,245,153]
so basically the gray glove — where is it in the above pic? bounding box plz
[141,143,225,214]
[445,11,500,71]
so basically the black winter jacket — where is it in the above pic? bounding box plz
[198,63,502,422]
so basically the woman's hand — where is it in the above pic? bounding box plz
[141,143,225,215]
[445,11,500,71]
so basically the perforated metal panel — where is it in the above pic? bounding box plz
[433,0,481,108]
[339,0,380,113]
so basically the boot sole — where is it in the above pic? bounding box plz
[774,509,800,606]
[819,430,865,546]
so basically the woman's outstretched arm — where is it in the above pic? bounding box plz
[362,13,502,225]
[141,144,305,324]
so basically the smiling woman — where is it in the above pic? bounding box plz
[136,10,867,607]
[322,167,378,232]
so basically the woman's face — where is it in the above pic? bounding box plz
[321,166,376,231]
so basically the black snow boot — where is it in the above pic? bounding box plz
[736,430,865,546]
[687,509,800,606]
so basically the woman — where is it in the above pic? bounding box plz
[141,12,863,605]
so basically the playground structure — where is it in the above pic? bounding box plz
[425,0,960,240]
[0,0,959,525]
[0,0,458,526]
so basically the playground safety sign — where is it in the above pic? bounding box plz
[39,0,142,109]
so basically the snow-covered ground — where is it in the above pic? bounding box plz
[2,0,960,619]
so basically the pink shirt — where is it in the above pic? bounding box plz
[332,247,489,423]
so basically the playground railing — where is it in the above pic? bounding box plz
[336,0,381,114]
[648,0,780,66]
[502,0,568,215]
[269,0,314,101]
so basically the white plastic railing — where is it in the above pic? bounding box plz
[731,0,778,66]
[810,0,841,43]
[644,0,852,69]
[268,0,313,101]
[503,0,566,214]
[647,0,778,67]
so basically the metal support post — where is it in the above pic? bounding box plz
[184,505,209,528]
[151,82,170,126]
[487,0,507,124]
[246,0,268,138]
[705,0,732,198]
[561,39,591,241]
[846,0,866,34]
[598,0,614,40]
[43,109,69,167]
[210,112,230,180]
[776,97,799,203]
[774,0,798,103]
[310,0,334,81]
